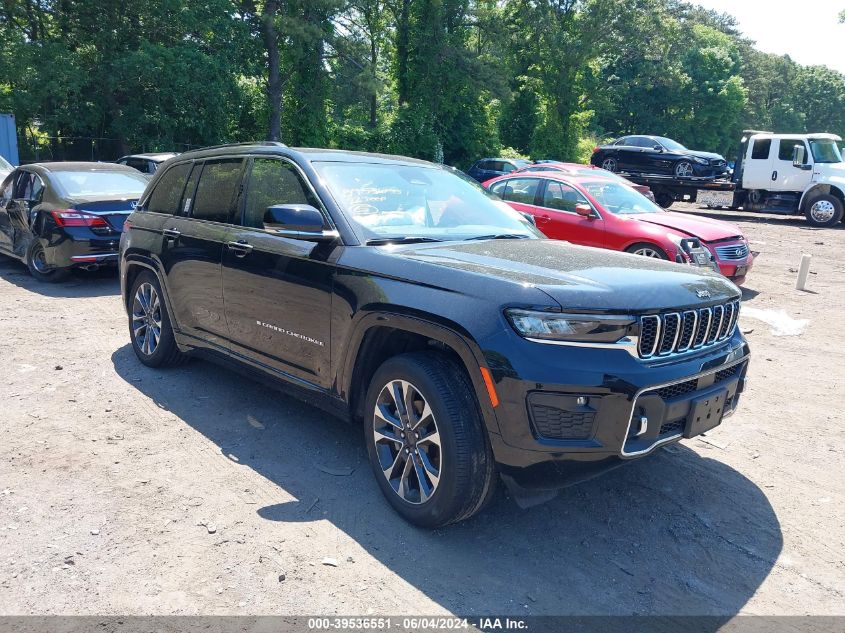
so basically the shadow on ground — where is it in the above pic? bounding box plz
[0,255,120,298]
[111,344,782,619]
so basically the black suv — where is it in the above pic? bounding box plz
[119,143,750,527]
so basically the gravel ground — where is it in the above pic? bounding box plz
[0,204,843,616]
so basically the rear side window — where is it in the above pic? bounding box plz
[751,139,772,160]
[192,159,244,224]
[496,178,540,205]
[146,163,191,215]
[778,140,807,162]
[241,159,320,229]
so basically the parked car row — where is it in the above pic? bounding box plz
[0,144,751,529]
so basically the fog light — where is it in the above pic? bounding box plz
[637,416,649,437]
[576,396,589,407]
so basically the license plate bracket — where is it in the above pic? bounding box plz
[684,389,728,438]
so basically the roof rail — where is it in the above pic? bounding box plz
[187,141,288,152]
[742,130,773,135]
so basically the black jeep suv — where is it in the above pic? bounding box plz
[119,143,750,527]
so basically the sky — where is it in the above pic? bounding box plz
[692,0,845,73]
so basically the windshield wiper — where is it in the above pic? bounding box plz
[365,236,444,246]
[465,233,533,241]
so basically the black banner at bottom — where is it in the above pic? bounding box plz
[0,617,842,633]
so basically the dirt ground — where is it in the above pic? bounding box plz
[0,204,843,617]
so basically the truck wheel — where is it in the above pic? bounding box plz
[655,192,674,209]
[626,243,668,260]
[128,271,188,368]
[805,195,843,228]
[601,157,618,173]
[674,161,694,178]
[26,240,70,282]
[364,352,496,528]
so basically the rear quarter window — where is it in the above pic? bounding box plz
[146,163,191,214]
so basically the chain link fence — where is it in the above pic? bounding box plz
[17,132,204,164]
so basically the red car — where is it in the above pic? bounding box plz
[514,161,656,202]
[484,171,754,284]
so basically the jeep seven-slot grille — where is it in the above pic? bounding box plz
[637,300,740,359]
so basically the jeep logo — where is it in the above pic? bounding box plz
[696,290,711,299]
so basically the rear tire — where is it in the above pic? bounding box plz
[626,243,669,260]
[655,192,674,209]
[804,194,843,228]
[128,271,188,368]
[364,352,496,528]
[601,157,618,173]
[26,240,70,282]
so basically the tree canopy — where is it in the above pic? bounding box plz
[1,0,843,166]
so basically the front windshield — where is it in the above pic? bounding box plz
[809,140,843,164]
[655,137,686,151]
[581,181,662,215]
[53,170,149,196]
[314,162,540,241]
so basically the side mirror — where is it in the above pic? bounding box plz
[575,203,594,218]
[653,145,663,152]
[520,211,537,226]
[263,204,336,242]
[792,145,807,168]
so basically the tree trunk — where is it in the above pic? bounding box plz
[262,0,282,142]
[393,0,411,104]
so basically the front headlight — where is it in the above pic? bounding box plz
[506,309,636,343]
[692,157,709,165]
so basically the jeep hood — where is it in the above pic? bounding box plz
[389,239,739,312]
[634,212,743,242]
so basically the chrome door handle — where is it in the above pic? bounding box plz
[162,228,181,240]
[226,240,253,257]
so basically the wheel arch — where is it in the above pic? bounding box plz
[340,313,501,436]
[121,257,183,337]
[799,184,845,213]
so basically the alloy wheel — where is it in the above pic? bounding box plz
[372,379,442,505]
[601,158,618,172]
[810,200,836,224]
[30,244,50,273]
[633,247,664,258]
[675,162,694,178]
[132,282,163,356]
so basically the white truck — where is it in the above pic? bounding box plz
[697,131,845,228]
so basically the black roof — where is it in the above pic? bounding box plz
[174,143,436,168]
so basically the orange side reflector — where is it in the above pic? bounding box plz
[480,367,500,408]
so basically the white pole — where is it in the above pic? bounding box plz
[796,254,812,291]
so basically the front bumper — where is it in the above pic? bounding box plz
[483,330,750,490]
[713,251,755,282]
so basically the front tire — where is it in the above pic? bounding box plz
[626,243,669,260]
[804,194,843,228]
[26,240,70,282]
[674,161,694,179]
[364,352,496,528]
[128,271,187,368]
